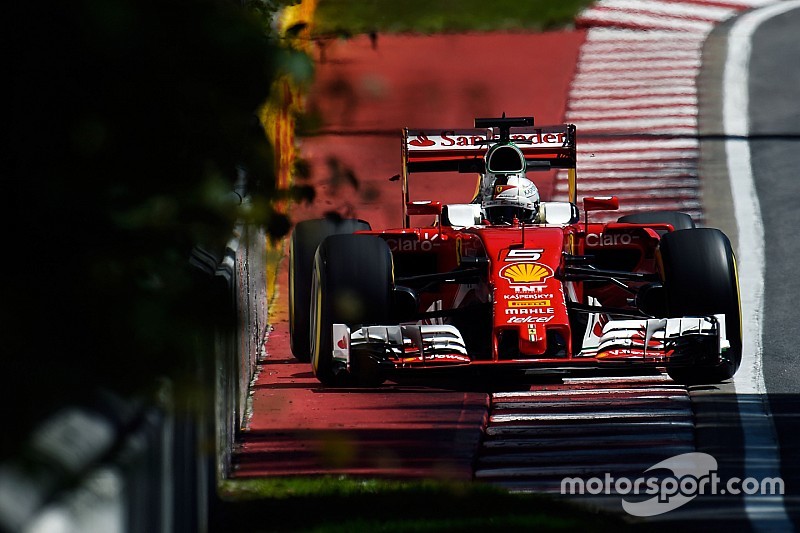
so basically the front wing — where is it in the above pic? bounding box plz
[331,314,730,374]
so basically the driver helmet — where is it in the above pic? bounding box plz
[481,173,540,224]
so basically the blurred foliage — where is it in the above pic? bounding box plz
[1,0,298,454]
[313,0,594,36]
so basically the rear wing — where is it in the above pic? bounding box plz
[400,122,577,227]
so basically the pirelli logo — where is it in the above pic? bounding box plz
[508,300,551,308]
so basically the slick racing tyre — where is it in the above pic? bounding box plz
[289,217,370,362]
[618,210,695,233]
[659,228,742,384]
[310,234,393,387]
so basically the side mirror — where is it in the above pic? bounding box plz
[406,201,443,217]
[583,196,619,212]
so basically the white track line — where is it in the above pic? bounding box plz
[725,2,799,531]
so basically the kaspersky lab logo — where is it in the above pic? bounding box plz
[561,452,784,517]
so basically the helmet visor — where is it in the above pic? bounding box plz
[485,205,536,224]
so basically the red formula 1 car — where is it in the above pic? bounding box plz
[288,116,741,387]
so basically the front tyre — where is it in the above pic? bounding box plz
[660,228,742,384]
[310,234,393,386]
[289,217,370,362]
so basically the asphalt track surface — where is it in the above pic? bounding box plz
[232,1,800,530]
[749,3,800,524]
[702,4,800,528]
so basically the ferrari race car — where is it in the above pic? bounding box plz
[288,116,741,387]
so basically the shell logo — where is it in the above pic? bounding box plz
[500,262,553,284]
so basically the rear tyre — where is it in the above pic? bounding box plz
[310,234,393,387]
[659,229,742,384]
[618,210,695,232]
[289,217,370,362]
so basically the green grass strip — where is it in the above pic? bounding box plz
[312,0,593,36]
[216,476,631,532]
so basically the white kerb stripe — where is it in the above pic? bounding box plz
[577,59,702,72]
[579,51,702,64]
[572,75,698,88]
[579,10,715,33]
[574,64,699,77]
[574,169,698,179]
[567,161,697,171]
[582,40,703,52]
[570,86,697,98]
[579,139,699,151]
[556,179,700,192]
[574,116,697,129]
[576,149,698,162]
[569,96,699,110]
[567,106,698,121]
[718,0,784,6]
[595,0,736,20]
[585,27,705,42]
